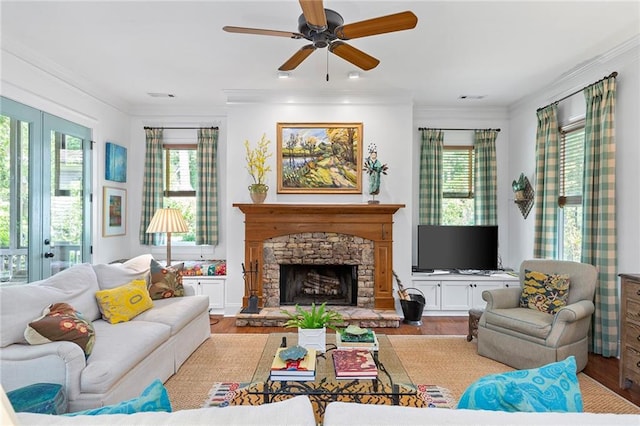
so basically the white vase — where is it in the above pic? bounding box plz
[298,327,326,353]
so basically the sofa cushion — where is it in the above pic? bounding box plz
[80,320,170,394]
[457,356,582,412]
[65,379,170,416]
[93,254,153,290]
[148,259,184,300]
[95,279,154,324]
[0,264,101,347]
[520,269,571,314]
[132,295,209,335]
[24,303,95,357]
[484,307,553,339]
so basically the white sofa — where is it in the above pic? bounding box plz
[0,256,210,412]
[8,397,638,426]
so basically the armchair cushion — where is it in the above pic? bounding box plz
[519,269,570,314]
[484,307,553,339]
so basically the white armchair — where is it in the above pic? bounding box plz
[477,259,597,372]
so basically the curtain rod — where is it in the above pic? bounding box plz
[418,127,501,132]
[537,71,618,112]
[143,126,218,130]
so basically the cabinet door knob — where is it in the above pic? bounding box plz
[636,289,640,296]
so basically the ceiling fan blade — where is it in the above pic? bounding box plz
[223,26,303,39]
[279,45,317,71]
[335,11,418,40]
[299,0,327,30]
[328,41,379,71]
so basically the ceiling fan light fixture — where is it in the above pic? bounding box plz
[348,71,360,79]
[277,71,291,79]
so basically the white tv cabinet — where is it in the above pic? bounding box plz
[411,272,519,316]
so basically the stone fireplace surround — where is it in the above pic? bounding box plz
[266,233,372,308]
[233,203,404,311]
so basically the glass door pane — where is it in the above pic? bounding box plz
[42,114,91,278]
[0,109,33,284]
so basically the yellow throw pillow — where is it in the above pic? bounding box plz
[95,279,153,324]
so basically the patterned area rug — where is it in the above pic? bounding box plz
[204,381,455,423]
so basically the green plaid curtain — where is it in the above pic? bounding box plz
[139,128,164,245]
[533,105,560,258]
[419,129,444,225]
[583,76,618,357]
[473,130,498,225]
[196,128,219,245]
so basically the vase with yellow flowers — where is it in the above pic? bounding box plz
[244,134,272,203]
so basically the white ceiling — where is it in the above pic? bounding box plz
[1,1,639,111]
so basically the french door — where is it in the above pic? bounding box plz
[0,97,92,283]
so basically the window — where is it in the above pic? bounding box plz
[558,121,585,262]
[442,146,474,225]
[163,145,196,243]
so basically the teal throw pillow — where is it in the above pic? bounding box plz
[64,379,171,416]
[457,356,582,412]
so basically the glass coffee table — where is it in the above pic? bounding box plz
[249,332,416,418]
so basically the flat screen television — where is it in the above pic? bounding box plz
[417,225,499,272]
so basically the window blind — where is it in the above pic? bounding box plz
[559,125,584,203]
[443,146,474,198]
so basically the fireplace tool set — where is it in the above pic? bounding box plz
[241,260,261,314]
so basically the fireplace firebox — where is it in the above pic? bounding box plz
[280,264,357,306]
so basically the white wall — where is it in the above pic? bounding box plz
[0,49,132,264]
[506,37,640,273]
[224,92,413,314]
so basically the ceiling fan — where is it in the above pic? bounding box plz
[223,0,418,72]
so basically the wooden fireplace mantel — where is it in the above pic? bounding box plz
[233,203,404,310]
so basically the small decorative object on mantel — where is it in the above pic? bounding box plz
[364,143,388,204]
[244,134,272,204]
[512,173,534,219]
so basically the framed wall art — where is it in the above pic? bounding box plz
[276,122,363,193]
[105,142,127,182]
[103,186,126,237]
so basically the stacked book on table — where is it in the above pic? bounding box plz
[269,346,317,381]
[336,327,379,351]
[332,348,378,380]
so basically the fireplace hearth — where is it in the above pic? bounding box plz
[280,264,358,306]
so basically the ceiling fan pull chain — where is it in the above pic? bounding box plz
[326,48,329,82]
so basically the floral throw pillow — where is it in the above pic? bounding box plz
[519,269,571,314]
[148,259,184,300]
[24,302,95,357]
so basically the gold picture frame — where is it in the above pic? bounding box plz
[276,122,363,194]
[103,186,126,237]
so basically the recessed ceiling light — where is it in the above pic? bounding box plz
[458,95,486,100]
[147,92,175,98]
[348,71,360,79]
[277,71,290,79]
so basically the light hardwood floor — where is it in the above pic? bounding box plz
[210,315,639,406]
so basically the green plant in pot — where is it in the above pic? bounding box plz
[512,173,527,200]
[244,134,272,203]
[281,302,343,353]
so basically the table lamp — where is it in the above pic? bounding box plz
[145,208,188,266]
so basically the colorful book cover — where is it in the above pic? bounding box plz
[332,349,378,377]
[270,347,317,375]
[336,330,379,350]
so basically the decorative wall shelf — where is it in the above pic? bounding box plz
[514,176,534,219]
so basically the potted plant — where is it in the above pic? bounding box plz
[244,134,272,203]
[512,173,527,200]
[281,302,343,353]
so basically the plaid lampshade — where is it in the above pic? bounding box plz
[145,208,188,234]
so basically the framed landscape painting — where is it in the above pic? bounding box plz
[276,122,363,194]
[105,142,127,182]
[103,186,126,237]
